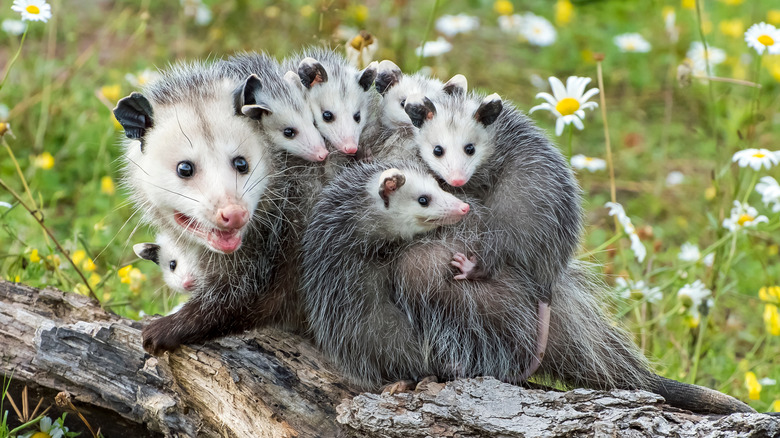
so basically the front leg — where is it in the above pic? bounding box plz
[451,252,485,280]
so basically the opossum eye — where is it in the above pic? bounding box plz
[233,156,249,174]
[464,143,475,155]
[433,145,444,157]
[169,260,177,272]
[399,99,406,108]
[283,128,296,138]
[353,112,361,123]
[322,111,334,122]
[417,196,429,207]
[176,161,195,178]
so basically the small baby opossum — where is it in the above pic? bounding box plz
[134,231,204,294]
[300,161,471,388]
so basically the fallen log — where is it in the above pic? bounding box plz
[0,280,777,437]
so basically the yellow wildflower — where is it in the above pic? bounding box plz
[719,0,744,4]
[759,286,780,303]
[46,254,61,269]
[100,84,121,103]
[299,5,315,18]
[705,186,717,200]
[555,0,573,26]
[29,249,41,263]
[769,10,780,26]
[662,6,675,20]
[745,372,762,400]
[83,258,96,272]
[88,273,101,288]
[128,267,146,293]
[14,275,21,282]
[768,245,779,256]
[118,265,133,283]
[772,400,780,412]
[101,176,115,195]
[74,284,90,296]
[681,0,695,10]
[347,4,368,24]
[102,291,111,302]
[764,305,780,336]
[493,0,513,15]
[71,249,86,266]
[33,152,55,170]
[719,19,744,38]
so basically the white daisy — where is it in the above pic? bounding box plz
[759,377,777,386]
[678,242,701,262]
[571,154,606,172]
[614,33,652,53]
[755,176,780,212]
[686,42,727,76]
[744,22,780,55]
[678,280,713,322]
[435,14,479,37]
[664,8,679,43]
[415,37,453,57]
[703,252,715,267]
[11,0,52,22]
[666,171,684,186]
[498,14,524,35]
[722,200,769,232]
[605,202,646,263]
[125,69,160,88]
[345,31,378,69]
[522,13,557,47]
[194,3,212,25]
[0,201,12,209]
[615,277,663,303]
[20,416,69,438]
[2,18,27,35]
[732,148,779,171]
[529,76,599,136]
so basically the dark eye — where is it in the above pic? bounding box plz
[433,145,444,157]
[353,112,361,123]
[169,260,177,272]
[283,128,296,138]
[464,143,475,155]
[400,99,406,108]
[418,196,429,207]
[322,111,334,122]
[177,161,195,178]
[233,156,249,174]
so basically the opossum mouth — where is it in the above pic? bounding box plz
[421,216,465,226]
[174,211,243,253]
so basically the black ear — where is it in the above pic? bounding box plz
[358,61,378,92]
[298,57,328,89]
[443,74,467,96]
[403,95,436,129]
[474,93,503,127]
[113,92,154,141]
[378,168,406,209]
[237,74,272,120]
[375,60,402,95]
[133,243,160,265]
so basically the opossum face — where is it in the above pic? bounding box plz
[372,167,470,239]
[406,93,503,188]
[298,58,377,155]
[134,232,201,294]
[238,72,328,162]
[116,79,274,254]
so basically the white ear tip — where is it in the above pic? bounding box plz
[405,92,426,106]
[379,168,403,181]
[300,57,319,66]
[132,243,146,258]
[284,70,299,80]
[450,74,467,86]
[366,60,379,69]
[484,93,502,103]
[378,60,401,72]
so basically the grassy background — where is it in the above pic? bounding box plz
[1,0,778,413]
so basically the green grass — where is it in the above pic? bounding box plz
[1,0,778,412]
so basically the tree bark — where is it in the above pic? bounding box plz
[1,280,778,437]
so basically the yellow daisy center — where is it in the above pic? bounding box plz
[758,34,775,46]
[26,5,40,14]
[584,157,593,162]
[555,97,580,116]
[626,42,636,51]
[753,152,766,158]
[737,214,754,226]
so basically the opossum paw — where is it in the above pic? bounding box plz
[382,380,416,395]
[142,317,183,356]
[414,375,439,392]
[451,252,478,280]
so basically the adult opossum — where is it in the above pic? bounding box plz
[300,161,471,387]
[395,87,754,414]
[114,60,290,353]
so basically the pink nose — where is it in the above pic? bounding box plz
[316,147,329,161]
[450,178,466,187]
[216,205,249,229]
[459,203,470,214]
[449,171,467,187]
[181,276,194,291]
[341,140,359,155]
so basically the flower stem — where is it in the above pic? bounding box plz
[3,138,37,211]
[742,171,759,205]
[0,27,28,92]
[689,305,710,384]
[596,58,619,232]
[694,0,719,157]
[416,0,441,71]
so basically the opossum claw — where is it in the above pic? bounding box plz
[451,252,478,280]
[382,380,416,395]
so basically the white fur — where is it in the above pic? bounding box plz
[154,232,203,294]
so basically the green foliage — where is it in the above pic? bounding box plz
[1,0,778,413]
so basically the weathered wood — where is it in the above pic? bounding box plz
[1,280,778,437]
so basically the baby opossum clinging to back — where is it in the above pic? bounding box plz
[301,161,471,387]
[134,231,204,294]
[389,83,754,414]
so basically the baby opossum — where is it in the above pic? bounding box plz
[301,161,471,387]
[285,47,378,158]
[223,52,329,162]
[134,231,204,294]
[114,61,291,353]
[396,88,753,414]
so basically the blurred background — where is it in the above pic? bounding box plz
[0,0,778,412]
